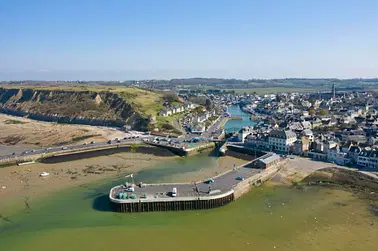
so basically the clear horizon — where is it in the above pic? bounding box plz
[1,0,378,81]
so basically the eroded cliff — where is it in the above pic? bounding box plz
[0,87,149,130]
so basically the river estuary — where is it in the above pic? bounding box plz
[0,107,377,250]
[0,151,377,251]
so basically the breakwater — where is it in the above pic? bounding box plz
[109,152,283,213]
[110,190,235,213]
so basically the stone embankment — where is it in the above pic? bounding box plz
[303,166,378,190]
[0,141,146,166]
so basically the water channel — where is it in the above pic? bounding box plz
[224,105,256,133]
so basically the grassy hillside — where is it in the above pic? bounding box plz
[0,85,181,133]
[115,87,164,117]
[0,85,164,117]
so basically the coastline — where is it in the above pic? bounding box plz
[0,152,247,215]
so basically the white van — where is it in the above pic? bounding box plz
[172,187,177,197]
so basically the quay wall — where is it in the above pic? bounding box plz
[0,141,146,166]
[145,142,186,156]
[226,144,266,157]
[233,163,284,199]
[184,142,215,156]
[220,144,266,158]
[110,190,235,213]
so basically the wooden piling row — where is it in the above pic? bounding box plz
[112,192,235,213]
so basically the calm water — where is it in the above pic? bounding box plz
[224,105,256,133]
[0,154,377,251]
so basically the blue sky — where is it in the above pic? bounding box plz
[0,0,377,80]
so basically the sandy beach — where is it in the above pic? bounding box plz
[0,113,129,152]
[0,148,247,213]
[0,152,170,210]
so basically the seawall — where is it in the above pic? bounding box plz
[0,141,164,166]
[110,190,235,213]
[145,142,216,156]
[233,162,284,199]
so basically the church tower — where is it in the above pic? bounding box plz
[332,83,336,99]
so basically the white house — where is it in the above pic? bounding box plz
[238,127,253,142]
[357,149,378,169]
[268,129,297,153]
[327,146,349,165]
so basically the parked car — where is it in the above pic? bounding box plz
[125,186,135,192]
[205,178,215,184]
[171,187,177,197]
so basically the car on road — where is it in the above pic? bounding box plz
[107,140,112,144]
[236,176,244,181]
[62,147,68,150]
[171,187,177,197]
[204,178,215,184]
[90,141,95,144]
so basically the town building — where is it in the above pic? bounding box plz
[357,148,378,169]
[268,129,297,153]
[252,153,281,169]
[327,146,350,165]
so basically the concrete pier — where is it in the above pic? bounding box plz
[109,152,283,213]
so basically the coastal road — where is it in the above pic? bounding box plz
[0,134,154,161]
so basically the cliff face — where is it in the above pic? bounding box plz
[0,88,149,130]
